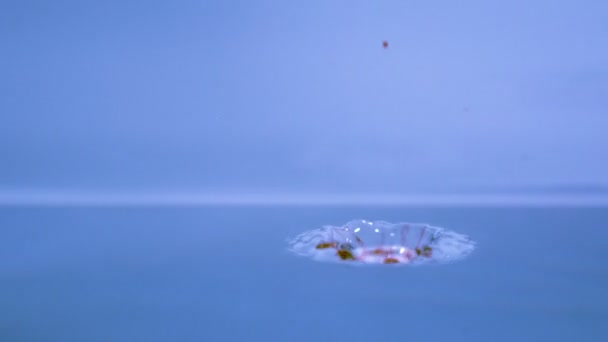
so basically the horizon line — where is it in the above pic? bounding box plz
[1,191,608,207]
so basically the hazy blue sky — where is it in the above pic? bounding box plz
[1,0,607,195]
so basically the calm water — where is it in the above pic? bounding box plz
[1,206,607,341]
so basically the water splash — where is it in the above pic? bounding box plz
[288,219,475,266]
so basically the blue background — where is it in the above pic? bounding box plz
[2,2,608,341]
[2,0,607,195]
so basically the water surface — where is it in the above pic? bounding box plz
[1,206,606,341]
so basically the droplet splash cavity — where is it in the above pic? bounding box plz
[288,219,475,266]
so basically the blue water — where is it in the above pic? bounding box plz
[1,207,607,341]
